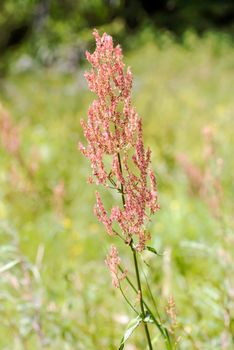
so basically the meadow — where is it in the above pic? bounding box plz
[0,31,233,349]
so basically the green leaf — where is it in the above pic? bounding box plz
[0,259,20,274]
[144,311,154,323]
[119,315,142,350]
[146,246,163,256]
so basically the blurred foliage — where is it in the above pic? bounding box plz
[0,31,233,348]
[0,0,123,72]
[0,0,234,73]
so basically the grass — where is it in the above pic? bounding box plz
[0,31,233,349]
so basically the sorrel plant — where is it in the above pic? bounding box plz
[80,30,173,349]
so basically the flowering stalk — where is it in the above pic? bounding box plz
[80,30,171,349]
[0,103,37,183]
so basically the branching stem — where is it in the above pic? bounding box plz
[118,265,172,350]
[116,149,153,350]
[131,243,153,350]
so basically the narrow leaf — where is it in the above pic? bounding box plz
[0,259,20,274]
[119,315,142,350]
[146,246,163,256]
[142,259,150,267]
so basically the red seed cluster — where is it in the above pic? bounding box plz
[80,30,159,254]
[105,245,127,288]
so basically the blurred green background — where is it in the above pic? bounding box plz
[0,1,234,349]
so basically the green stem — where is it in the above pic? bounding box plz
[131,245,153,350]
[116,150,154,350]
[119,265,172,349]
[119,284,138,315]
[117,152,125,207]
[140,257,162,322]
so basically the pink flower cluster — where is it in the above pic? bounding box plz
[80,30,159,252]
[105,245,127,288]
[0,104,20,155]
